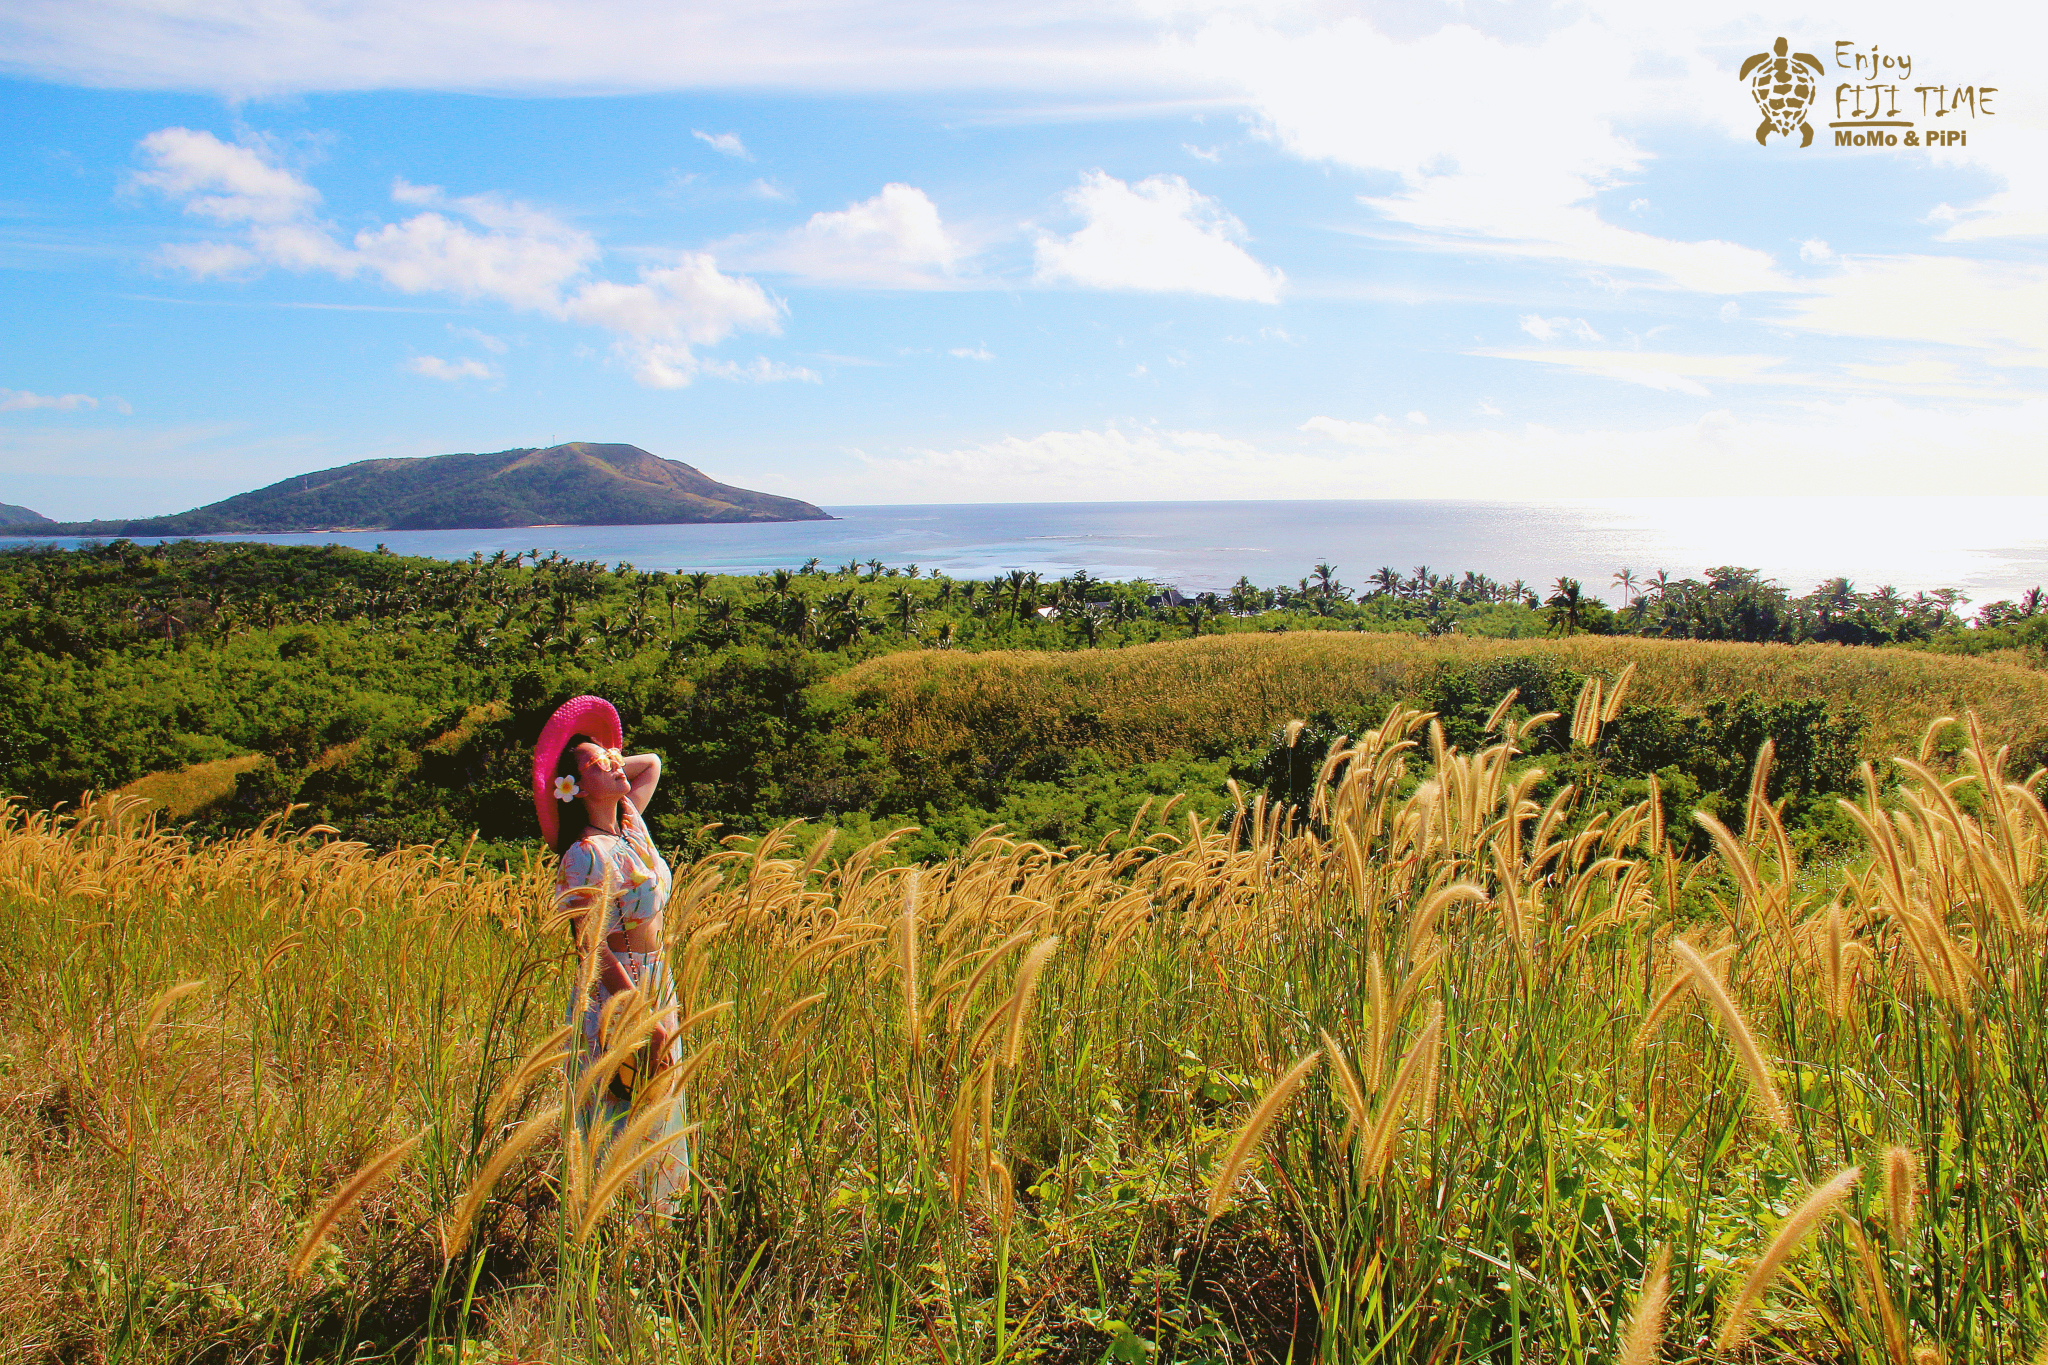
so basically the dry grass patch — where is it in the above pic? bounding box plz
[112,753,266,819]
[835,631,2048,769]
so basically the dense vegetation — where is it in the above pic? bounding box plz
[11,540,2048,1361]
[6,699,2047,1362]
[3,539,2046,867]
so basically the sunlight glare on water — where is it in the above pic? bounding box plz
[8,497,2048,606]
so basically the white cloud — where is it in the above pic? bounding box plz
[405,354,496,381]
[701,357,820,383]
[1177,14,1789,296]
[1799,239,1834,264]
[132,128,319,224]
[949,345,994,360]
[847,423,1342,501]
[692,129,751,159]
[562,255,784,385]
[152,240,260,277]
[818,392,2048,504]
[1470,348,1796,396]
[1183,143,1219,162]
[1478,344,2032,402]
[1300,415,1387,445]
[1781,255,2048,364]
[1520,315,1601,343]
[1406,411,1428,425]
[448,324,508,353]
[0,2,1191,96]
[562,255,780,341]
[352,200,597,309]
[1718,302,1741,323]
[1,388,100,411]
[1034,171,1282,302]
[134,127,791,388]
[735,183,960,287]
[390,177,440,205]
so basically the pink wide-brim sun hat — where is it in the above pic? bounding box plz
[532,694,624,847]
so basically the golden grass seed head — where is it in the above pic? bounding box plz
[1205,1050,1321,1221]
[1885,1145,1919,1241]
[288,1132,424,1280]
[1716,1165,1860,1354]
[1616,1245,1670,1365]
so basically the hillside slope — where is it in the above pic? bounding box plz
[3,442,830,535]
[835,632,2048,774]
[0,502,50,525]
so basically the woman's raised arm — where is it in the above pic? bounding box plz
[623,752,661,815]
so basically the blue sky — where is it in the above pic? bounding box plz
[1,1,2041,520]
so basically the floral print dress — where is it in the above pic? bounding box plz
[557,801,689,1209]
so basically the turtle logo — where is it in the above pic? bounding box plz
[1741,37,1825,146]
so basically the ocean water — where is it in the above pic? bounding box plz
[8,497,2048,606]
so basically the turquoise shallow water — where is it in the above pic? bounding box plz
[6,497,2048,606]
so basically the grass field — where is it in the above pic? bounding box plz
[110,753,268,820]
[835,632,2048,776]
[5,672,2048,1363]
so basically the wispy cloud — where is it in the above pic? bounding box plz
[692,129,751,159]
[1,387,103,412]
[405,354,496,381]
[1300,415,1387,445]
[1519,315,1601,343]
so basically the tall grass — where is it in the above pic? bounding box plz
[5,691,2048,1362]
[836,631,2048,772]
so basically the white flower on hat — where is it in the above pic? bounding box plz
[554,775,582,802]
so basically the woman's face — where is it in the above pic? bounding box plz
[572,742,630,802]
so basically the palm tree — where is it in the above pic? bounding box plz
[684,571,712,604]
[1612,568,1638,605]
[2023,586,2044,617]
[1004,569,1032,623]
[700,596,738,645]
[1545,577,1586,635]
[889,585,921,634]
[785,592,816,646]
[863,559,886,582]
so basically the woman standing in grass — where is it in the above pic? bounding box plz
[534,695,689,1209]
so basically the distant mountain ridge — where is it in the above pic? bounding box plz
[0,443,831,536]
[0,502,51,525]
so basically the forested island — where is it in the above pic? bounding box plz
[0,442,830,537]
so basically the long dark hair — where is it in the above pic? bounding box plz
[551,733,596,856]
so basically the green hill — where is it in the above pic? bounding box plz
[0,442,830,535]
[0,502,50,526]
